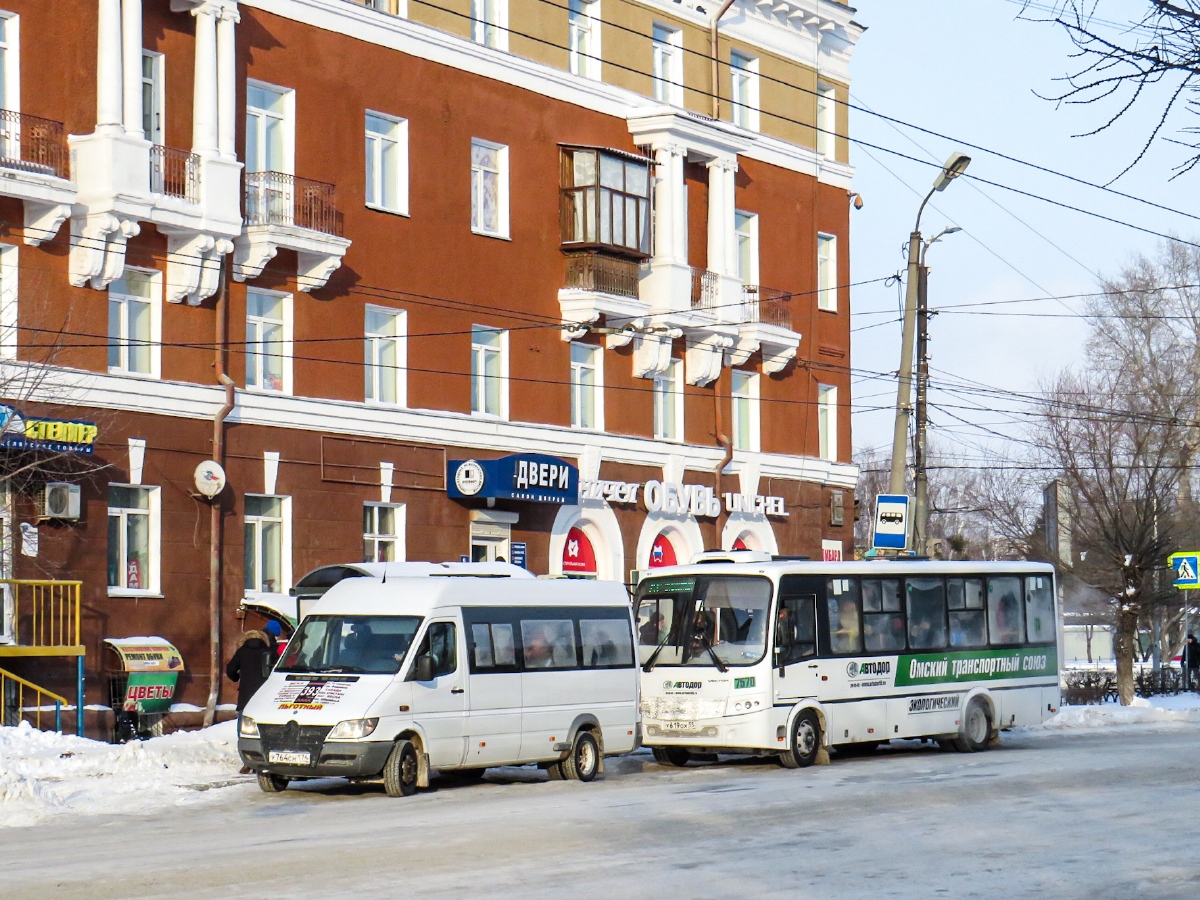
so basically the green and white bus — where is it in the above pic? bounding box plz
[635,554,1060,768]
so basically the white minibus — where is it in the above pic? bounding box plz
[636,554,1060,768]
[238,564,638,796]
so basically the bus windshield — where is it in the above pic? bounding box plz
[278,615,423,675]
[635,575,772,667]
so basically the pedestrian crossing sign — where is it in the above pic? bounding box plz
[1169,552,1200,589]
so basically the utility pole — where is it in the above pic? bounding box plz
[913,264,930,556]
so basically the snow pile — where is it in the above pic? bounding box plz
[1040,693,1200,730]
[0,720,247,828]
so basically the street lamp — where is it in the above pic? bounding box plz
[888,152,971,552]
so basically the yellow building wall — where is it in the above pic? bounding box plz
[510,0,570,70]
[409,0,472,42]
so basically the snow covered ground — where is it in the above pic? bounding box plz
[3,695,1200,829]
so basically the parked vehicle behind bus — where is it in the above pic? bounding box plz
[238,564,638,796]
[636,554,1060,768]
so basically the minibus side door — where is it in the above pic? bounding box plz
[773,575,822,703]
[408,618,468,769]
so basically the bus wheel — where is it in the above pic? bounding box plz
[955,699,992,753]
[560,730,601,782]
[384,740,420,797]
[256,772,289,793]
[652,747,691,767]
[779,710,821,769]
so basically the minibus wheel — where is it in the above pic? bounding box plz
[256,772,289,793]
[652,747,691,767]
[383,739,420,797]
[560,730,600,782]
[779,710,820,769]
[955,698,992,753]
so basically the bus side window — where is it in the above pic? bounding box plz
[1025,576,1055,644]
[906,578,947,651]
[826,578,862,654]
[948,578,987,648]
[987,576,1025,646]
[776,593,816,666]
[863,578,904,652]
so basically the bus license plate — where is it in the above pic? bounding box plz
[268,750,311,765]
[663,721,697,732]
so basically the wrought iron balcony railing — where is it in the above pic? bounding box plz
[742,285,793,329]
[690,267,720,312]
[244,171,343,236]
[150,144,200,203]
[0,109,69,179]
[563,250,641,299]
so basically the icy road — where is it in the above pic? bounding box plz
[4,726,1200,899]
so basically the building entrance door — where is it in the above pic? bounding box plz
[470,521,511,563]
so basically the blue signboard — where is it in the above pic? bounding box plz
[510,542,527,569]
[447,454,578,504]
[872,493,911,551]
[1169,552,1200,590]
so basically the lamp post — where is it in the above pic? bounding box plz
[888,152,971,550]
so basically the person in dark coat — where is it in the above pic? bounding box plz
[1183,634,1200,691]
[226,629,274,712]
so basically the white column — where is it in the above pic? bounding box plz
[121,0,143,136]
[216,5,239,158]
[653,145,675,262]
[97,0,124,129]
[706,158,728,276]
[192,4,219,154]
[671,146,688,263]
[721,158,739,277]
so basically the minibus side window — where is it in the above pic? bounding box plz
[521,619,578,669]
[471,623,494,668]
[580,619,633,667]
[427,622,457,678]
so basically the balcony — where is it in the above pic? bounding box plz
[564,250,639,299]
[150,144,200,204]
[0,109,76,247]
[728,284,803,374]
[741,285,792,329]
[690,267,720,313]
[234,171,352,292]
[559,249,650,343]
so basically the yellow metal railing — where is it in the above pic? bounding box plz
[2,579,82,649]
[0,666,69,732]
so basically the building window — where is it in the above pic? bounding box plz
[817,233,837,311]
[141,51,163,144]
[471,0,507,50]
[653,358,683,442]
[730,51,759,131]
[245,495,287,593]
[364,306,406,406]
[108,269,161,377]
[568,0,600,79]
[246,289,289,393]
[735,210,758,284]
[0,243,16,360]
[471,325,507,417]
[471,139,509,238]
[245,82,291,174]
[107,485,158,594]
[365,112,408,215]
[818,383,837,460]
[570,342,602,430]
[652,24,683,106]
[0,14,19,114]
[560,146,652,257]
[364,503,404,562]
[356,0,400,12]
[731,369,759,451]
[816,82,836,158]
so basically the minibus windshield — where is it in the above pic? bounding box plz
[635,575,772,668]
[278,615,423,675]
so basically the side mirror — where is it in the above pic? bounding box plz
[411,654,434,682]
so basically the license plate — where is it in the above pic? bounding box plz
[268,750,311,765]
[662,721,698,732]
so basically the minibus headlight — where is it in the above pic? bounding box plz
[327,717,380,740]
[239,716,260,738]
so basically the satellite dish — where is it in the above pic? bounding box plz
[194,460,227,499]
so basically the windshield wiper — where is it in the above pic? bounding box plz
[696,631,729,673]
[642,634,672,673]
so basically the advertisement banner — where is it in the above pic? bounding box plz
[447,454,579,504]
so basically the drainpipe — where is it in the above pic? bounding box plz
[203,257,236,729]
[710,0,738,119]
[713,379,734,544]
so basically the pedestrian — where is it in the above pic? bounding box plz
[1183,634,1200,691]
[226,629,275,773]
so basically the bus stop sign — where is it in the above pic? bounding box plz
[1169,552,1200,589]
[872,494,912,551]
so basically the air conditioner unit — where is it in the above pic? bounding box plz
[42,482,81,520]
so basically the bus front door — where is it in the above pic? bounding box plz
[773,578,820,703]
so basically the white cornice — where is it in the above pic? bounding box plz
[8,364,859,489]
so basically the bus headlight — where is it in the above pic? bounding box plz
[327,718,380,740]
[239,716,259,738]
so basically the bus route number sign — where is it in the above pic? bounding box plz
[873,494,912,551]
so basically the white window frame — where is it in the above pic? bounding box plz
[0,243,17,360]
[471,0,508,51]
[653,358,684,442]
[731,369,760,452]
[816,82,836,158]
[818,383,838,460]
[817,232,837,311]
[470,138,510,239]
[364,304,407,407]
[0,13,20,114]
[107,484,161,597]
[363,501,406,563]
[734,210,759,285]
[652,24,683,107]
[569,341,604,431]
[364,111,409,216]
[107,267,162,379]
[245,79,295,174]
[244,494,293,594]
[471,325,509,419]
[245,288,293,394]
[568,0,602,80]
[142,50,164,145]
[730,51,759,132]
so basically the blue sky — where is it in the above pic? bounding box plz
[847,1,1196,462]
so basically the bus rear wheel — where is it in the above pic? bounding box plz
[955,698,992,753]
[652,747,691,767]
[558,730,601,782]
[779,710,820,769]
